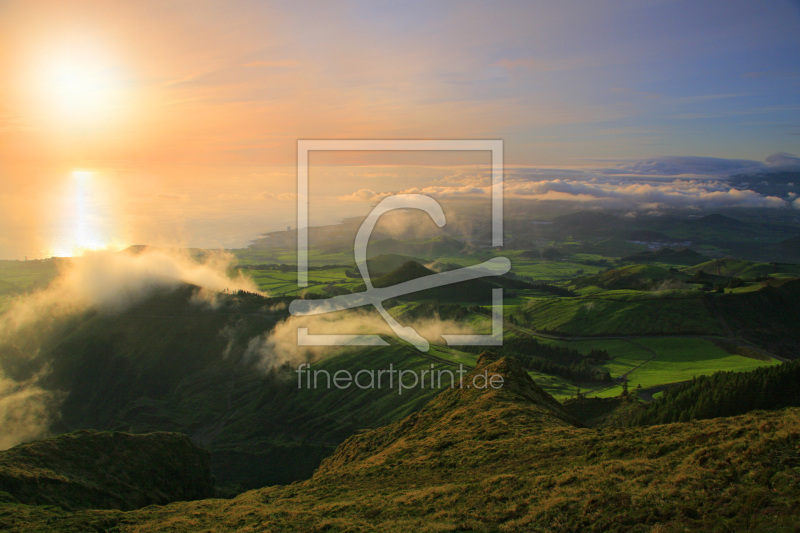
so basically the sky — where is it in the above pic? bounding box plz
[0,0,799,258]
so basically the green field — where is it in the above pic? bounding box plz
[229,247,789,405]
[564,337,781,398]
[520,294,721,336]
[0,259,58,294]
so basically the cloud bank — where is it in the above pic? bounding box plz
[243,310,473,371]
[1,248,261,337]
[0,247,261,450]
[339,154,797,210]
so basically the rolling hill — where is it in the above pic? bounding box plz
[369,260,531,302]
[712,277,800,359]
[622,247,708,266]
[367,235,475,259]
[574,264,679,290]
[683,257,776,279]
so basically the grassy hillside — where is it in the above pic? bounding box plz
[3,354,798,531]
[365,253,425,276]
[574,264,679,290]
[618,360,800,426]
[520,293,721,336]
[0,430,212,511]
[0,285,466,491]
[683,257,777,279]
[0,259,59,292]
[367,235,474,259]
[712,278,800,359]
[622,247,708,266]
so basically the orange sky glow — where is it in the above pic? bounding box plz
[1,1,799,258]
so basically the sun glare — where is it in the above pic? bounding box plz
[27,46,128,131]
[53,64,115,111]
[49,60,120,120]
[48,170,118,257]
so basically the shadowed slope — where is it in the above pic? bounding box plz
[2,355,800,531]
[0,430,213,511]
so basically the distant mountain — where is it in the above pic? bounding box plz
[658,213,798,249]
[580,237,646,257]
[550,210,625,238]
[770,235,800,261]
[623,247,708,266]
[689,213,749,230]
[777,235,800,252]
[371,260,531,302]
[624,229,672,241]
[365,254,425,277]
[683,257,775,279]
[372,260,437,288]
[575,264,680,290]
[0,430,213,511]
[367,235,475,259]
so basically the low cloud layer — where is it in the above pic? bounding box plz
[243,310,473,371]
[339,154,798,210]
[0,247,261,450]
[0,373,61,450]
[595,155,764,177]
[1,248,260,337]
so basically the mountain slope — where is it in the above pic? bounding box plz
[575,264,679,290]
[0,430,212,511]
[367,235,475,259]
[315,353,579,479]
[371,260,530,302]
[5,354,799,531]
[712,278,800,359]
[0,285,455,491]
[622,247,708,266]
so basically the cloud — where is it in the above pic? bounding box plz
[243,310,473,371]
[765,152,800,169]
[0,247,263,449]
[596,156,763,177]
[0,372,62,450]
[1,248,261,336]
[258,191,297,201]
[339,185,486,203]
[337,155,795,211]
[501,178,787,209]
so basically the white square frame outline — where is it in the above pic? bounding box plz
[296,139,504,347]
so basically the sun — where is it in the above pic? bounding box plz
[47,59,121,122]
[52,63,116,114]
[25,45,128,131]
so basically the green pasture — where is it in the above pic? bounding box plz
[520,295,721,336]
